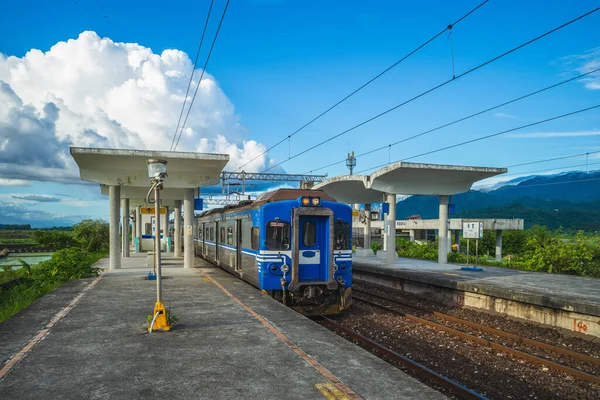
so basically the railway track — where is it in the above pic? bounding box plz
[319,316,488,400]
[352,288,600,385]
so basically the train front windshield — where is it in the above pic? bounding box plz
[266,221,290,250]
[334,220,350,250]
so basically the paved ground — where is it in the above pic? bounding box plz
[353,256,600,317]
[0,254,445,399]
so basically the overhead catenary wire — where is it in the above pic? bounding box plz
[173,0,231,151]
[500,160,600,178]
[305,67,600,174]
[169,0,215,151]
[354,103,600,174]
[234,0,490,172]
[262,6,600,173]
[505,150,600,169]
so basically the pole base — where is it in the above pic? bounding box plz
[461,266,483,272]
[149,302,172,332]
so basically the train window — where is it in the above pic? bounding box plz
[220,227,226,243]
[251,227,260,250]
[266,221,290,250]
[210,227,214,241]
[206,227,209,240]
[198,226,203,239]
[302,221,316,247]
[227,227,233,245]
[334,220,350,250]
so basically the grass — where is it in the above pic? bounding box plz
[0,249,107,323]
[0,281,62,322]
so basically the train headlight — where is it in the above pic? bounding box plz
[281,264,289,274]
[300,196,321,207]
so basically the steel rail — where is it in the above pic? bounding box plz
[353,295,600,385]
[353,287,600,368]
[319,317,488,400]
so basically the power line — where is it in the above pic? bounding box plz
[305,67,600,173]
[169,0,215,151]
[355,104,600,174]
[173,0,231,151]
[500,160,600,178]
[505,150,600,168]
[262,6,600,173]
[234,0,490,171]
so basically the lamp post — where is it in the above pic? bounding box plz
[146,159,172,332]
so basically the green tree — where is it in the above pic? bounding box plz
[33,230,76,248]
[73,219,109,252]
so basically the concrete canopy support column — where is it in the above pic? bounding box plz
[165,206,170,252]
[496,229,503,261]
[386,193,397,265]
[136,206,142,253]
[121,198,130,258]
[183,189,194,268]
[364,204,371,249]
[109,185,121,269]
[174,200,182,258]
[454,230,460,246]
[131,210,136,249]
[438,195,449,264]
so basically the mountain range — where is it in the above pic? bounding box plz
[395,171,600,231]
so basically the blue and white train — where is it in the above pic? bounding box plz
[194,188,353,315]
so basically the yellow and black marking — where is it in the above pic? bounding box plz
[315,382,352,400]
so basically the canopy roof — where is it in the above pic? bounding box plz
[314,161,506,203]
[70,147,229,188]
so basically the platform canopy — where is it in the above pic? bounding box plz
[314,161,506,203]
[311,175,384,204]
[70,147,229,188]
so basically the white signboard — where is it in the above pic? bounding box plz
[463,221,483,239]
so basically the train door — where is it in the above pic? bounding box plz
[215,221,220,262]
[201,223,206,256]
[298,215,328,281]
[236,219,242,271]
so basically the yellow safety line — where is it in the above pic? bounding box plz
[315,382,352,400]
[195,268,363,400]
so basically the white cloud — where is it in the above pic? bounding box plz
[506,130,600,139]
[561,47,600,90]
[493,112,518,119]
[0,31,273,184]
[0,179,30,186]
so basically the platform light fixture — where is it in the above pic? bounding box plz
[145,158,172,332]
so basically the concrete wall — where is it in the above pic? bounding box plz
[354,271,600,339]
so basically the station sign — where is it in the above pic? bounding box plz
[141,207,166,215]
[463,221,483,239]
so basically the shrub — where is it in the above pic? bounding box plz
[371,241,381,255]
[396,239,438,261]
[73,219,109,252]
[33,230,76,249]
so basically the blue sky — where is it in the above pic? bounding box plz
[1,0,599,226]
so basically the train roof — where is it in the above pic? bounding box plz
[197,189,338,217]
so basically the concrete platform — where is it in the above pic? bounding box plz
[0,254,445,399]
[353,256,600,339]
